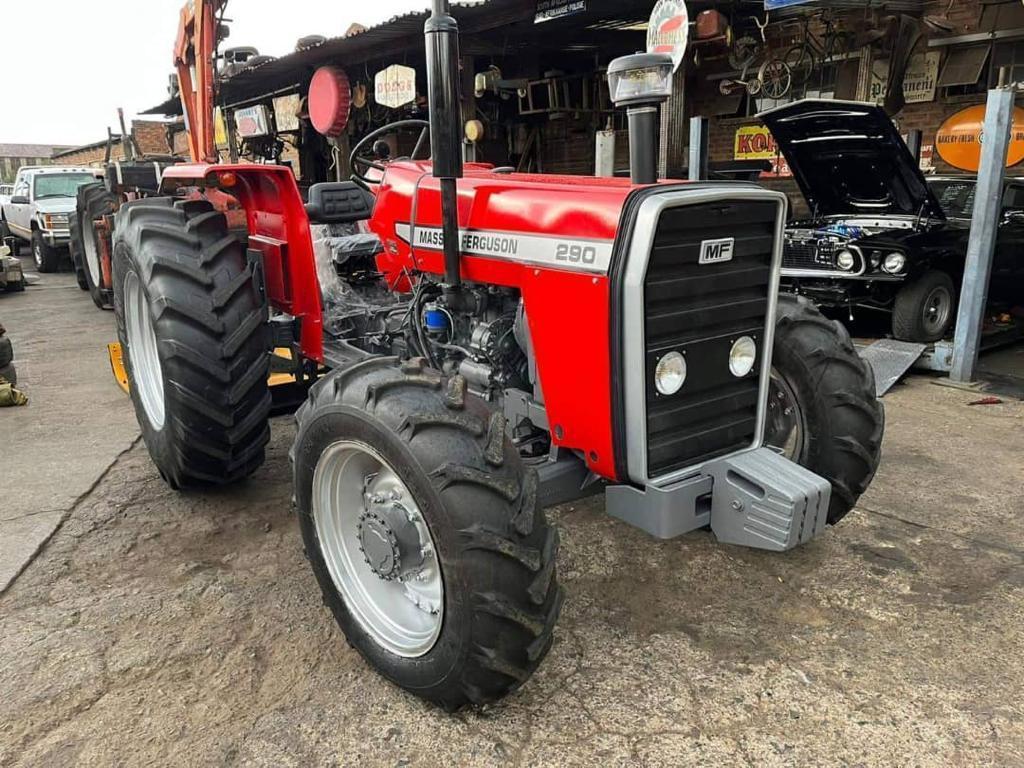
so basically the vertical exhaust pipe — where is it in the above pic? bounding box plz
[425,0,464,289]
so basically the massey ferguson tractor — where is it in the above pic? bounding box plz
[111,0,883,708]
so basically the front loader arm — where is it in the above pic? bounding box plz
[175,0,225,164]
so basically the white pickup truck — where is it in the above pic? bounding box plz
[0,166,101,272]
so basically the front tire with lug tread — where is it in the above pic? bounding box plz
[112,196,271,489]
[292,357,562,710]
[768,294,884,525]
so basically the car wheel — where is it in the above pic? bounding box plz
[31,230,60,273]
[892,270,955,343]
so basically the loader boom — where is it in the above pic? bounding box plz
[174,0,226,164]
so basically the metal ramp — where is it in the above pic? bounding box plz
[859,339,927,396]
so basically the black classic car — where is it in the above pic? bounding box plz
[761,99,1024,343]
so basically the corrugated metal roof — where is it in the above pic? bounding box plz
[143,0,648,113]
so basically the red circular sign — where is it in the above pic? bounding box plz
[308,66,352,138]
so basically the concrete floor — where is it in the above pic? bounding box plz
[1,260,1023,766]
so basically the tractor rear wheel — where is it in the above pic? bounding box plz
[112,197,271,489]
[76,182,118,309]
[69,212,89,291]
[292,357,562,709]
[768,294,884,525]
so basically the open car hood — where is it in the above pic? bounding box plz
[759,99,945,220]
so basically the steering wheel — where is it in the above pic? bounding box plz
[349,119,431,187]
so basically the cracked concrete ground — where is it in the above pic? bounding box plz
[2,270,1023,766]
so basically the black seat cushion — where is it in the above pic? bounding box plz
[305,181,375,225]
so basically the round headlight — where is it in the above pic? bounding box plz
[882,252,906,274]
[729,336,757,378]
[654,351,686,395]
[836,250,856,271]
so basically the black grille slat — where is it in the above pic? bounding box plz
[642,200,777,476]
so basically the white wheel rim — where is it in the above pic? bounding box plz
[312,440,444,658]
[123,270,165,430]
[83,218,101,287]
[33,239,42,268]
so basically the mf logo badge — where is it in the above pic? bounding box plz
[699,237,734,265]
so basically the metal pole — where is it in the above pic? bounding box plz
[949,87,1014,383]
[425,0,464,291]
[688,116,709,181]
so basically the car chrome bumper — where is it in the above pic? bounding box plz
[41,228,70,247]
[605,447,831,551]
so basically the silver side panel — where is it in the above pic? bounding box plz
[621,188,789,487]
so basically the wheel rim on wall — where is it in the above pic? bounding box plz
[312,440,444,658]
[123,270,166,430]
[765,367,806,460]
[83,218,102,288]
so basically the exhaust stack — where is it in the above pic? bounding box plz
[425,0,464,289]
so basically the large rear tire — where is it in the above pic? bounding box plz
[112,197,271,489]
[292,357,562,709]
[76,182,118,309]
[768,294,884,525]
[69,209,89,290]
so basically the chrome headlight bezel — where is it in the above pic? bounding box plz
[728,336,757,378]
[654,350,687,396]
[881,251,906,274]
[836,249,856,271]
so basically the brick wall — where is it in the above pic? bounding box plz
[53,121,172,167]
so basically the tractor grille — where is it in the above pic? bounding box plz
[643,200,778,478]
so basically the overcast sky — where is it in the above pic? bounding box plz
[0,0,436,146]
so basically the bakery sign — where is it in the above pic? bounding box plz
[935,104,1024,172]
[870,51,940,105]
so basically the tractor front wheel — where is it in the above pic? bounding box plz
[292,358,562,709]
[767,294,884,525]
[112,197,271,489]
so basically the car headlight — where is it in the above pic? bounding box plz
[836,250,856,271]
[41,213,69,229]
[654,351,686,395]
[729,336,757,378]
[882,252,906,274]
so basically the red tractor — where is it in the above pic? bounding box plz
[112,1,882,708]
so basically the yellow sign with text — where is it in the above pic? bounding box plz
[734,125,778,160]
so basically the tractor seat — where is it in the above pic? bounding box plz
[305,181,375,225]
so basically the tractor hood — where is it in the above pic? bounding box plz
[759,99,945,221]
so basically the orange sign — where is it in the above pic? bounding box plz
[935,104,1024,172]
